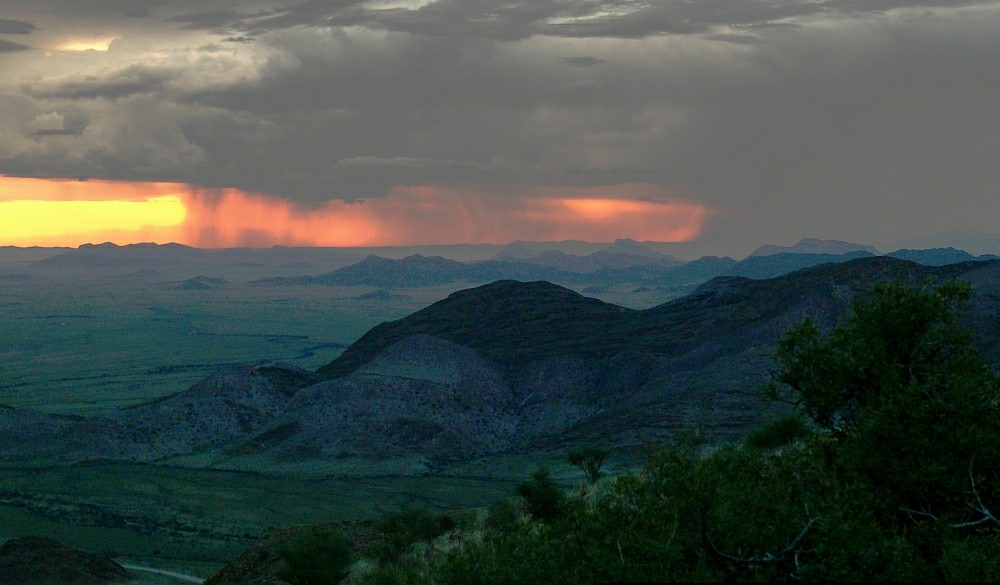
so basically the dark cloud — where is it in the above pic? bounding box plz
[819,0,985,11]
[702,33,765,45]
[29,110,90,136]
[5,95,210,181]
[0,39,31,52]
[33,128,82,136]
[231,0,369,36]
[169,9,255,29]
[167,0,994,41]
[121,0,170,17]
[320,0,563,41]
[25,65,178,100]
[0,18,36,34]
[562,56,606,67]
[168,8,275,31]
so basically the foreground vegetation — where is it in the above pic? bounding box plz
[280,281,1000,583]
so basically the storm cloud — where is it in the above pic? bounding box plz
[2,0,1000,252]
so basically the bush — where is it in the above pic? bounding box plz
[483,497,521,534]
[372,507,455,562]
[515,468,566,523]
[279,527,353,585]
[745,413,811,449]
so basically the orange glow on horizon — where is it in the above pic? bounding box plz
[0,197,186,244]
[0,175,711,247]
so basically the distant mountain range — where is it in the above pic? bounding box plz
[254,239,734,289]
[491,238,684,272]
[5,239,998,306]
[4,256,1000,471]
[7,236,1000,287]
[255,243,1000,289]
[749,238,879,257]
[881,230,1000,257]
[23,242,366,272]
[886,247,999,266]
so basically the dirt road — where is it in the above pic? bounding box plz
[121,563,206,584]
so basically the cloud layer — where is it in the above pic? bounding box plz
[2,1,999,251]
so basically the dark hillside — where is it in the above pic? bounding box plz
[321,257,1000,381]
[317,280,633,379]
[307,257,1000,451]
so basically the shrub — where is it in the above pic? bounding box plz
[515,468,565,523]
[483,497,521,534]
[372,507,455,562]
[278,527,353,585]
[745,413,811,449]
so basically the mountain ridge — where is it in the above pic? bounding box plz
[750,238,880,257]
[4,256,1000,470]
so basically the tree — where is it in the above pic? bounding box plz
[769,281,976,431]
[566,445,612,484]
[768,280,1000,517]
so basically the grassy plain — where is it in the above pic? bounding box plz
[0,457,572,578]
[0,266,461,414]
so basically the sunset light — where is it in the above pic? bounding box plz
[0,197,186,245]
[56,38,117,52]
[0,175,710,248]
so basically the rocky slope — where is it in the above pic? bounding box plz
[0,365,299,464]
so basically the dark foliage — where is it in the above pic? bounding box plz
[515,468,566,523]
[278,527,353,585]
[745,414,812,450]
[769,281,1000,517]
[372,507,456,562]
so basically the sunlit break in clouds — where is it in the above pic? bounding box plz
[0,176,190,247]
[1,198,186,245]
[55,38,117,52]
[0,176,710,248]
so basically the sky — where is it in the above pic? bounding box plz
[1,0,999,255]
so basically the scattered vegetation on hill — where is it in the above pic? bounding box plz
[296,280,1000,584]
